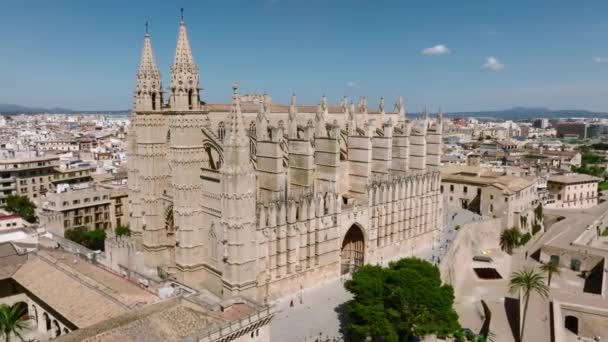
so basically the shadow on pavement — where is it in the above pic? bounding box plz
[334,300,350,339]
[504,296,520,342]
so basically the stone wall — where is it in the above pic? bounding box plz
[553,301,608,341]
[439,217,502,292]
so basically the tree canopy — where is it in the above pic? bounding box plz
[65,227,107,251]
[344,258,460,341]
[2,194,37,223]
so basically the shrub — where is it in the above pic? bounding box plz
[519,233,532,246]
[115,225,131,237]
[454,225,461,231]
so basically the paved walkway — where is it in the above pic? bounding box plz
[271,278,352,342]
[270,208,466,341]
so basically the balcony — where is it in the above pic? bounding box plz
[0,177,15,184]
[0,183,15,191]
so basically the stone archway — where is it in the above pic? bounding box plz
[341,225,365,275]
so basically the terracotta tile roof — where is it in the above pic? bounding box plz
[0,242,27,279]
[0,214,21,220]
[55,298,223,342]
[38,250,158,307]
[548,173,602,184]
[12,257,128,328]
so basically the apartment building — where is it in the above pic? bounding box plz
[545,173,601,209]
[39,187,111,236]
[0,156,60,204]
[442,164,539,232]
[52,165,94,187]
[97,179,129,230]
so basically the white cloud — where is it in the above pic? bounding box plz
[482,57,505,71]
[592,56,608,64]
[346,81,357,88]
[422,44,450,56]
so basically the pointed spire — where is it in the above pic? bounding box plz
[289,92,297,118]
[288,92,298,138]
[315,95,327,137]
[226,82,248,147]
[173,11,195,67]
[321,94,328,112]
[137,25,160,78]
[395,96,405,117]
[135,22,162,111]
[170,9,200,110]
[340,96,348,113]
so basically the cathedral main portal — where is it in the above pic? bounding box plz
[341,225,365,275]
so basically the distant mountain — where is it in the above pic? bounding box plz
[0,103,128,115]
[446,107,608,120]
[2,103,606,119]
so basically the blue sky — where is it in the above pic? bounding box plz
[1,0,608,112]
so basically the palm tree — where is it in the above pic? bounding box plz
[500,228,520,255]
[0,303,30,342]
[509,268,549,342]
[540,261,561,286]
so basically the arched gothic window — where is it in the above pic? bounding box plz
[249,121,256,137]
[209,226,218,261]
[218,122,226,142]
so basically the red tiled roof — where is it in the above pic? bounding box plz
[0,214,21,221]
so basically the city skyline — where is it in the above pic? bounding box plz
[1,0,608,112]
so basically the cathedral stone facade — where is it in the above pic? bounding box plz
[128,17,444,301]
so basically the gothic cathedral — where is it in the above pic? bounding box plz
[128,16,444,301]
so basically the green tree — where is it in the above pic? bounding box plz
[65,227,106,251]
[2,194,37,223]
[0,303,30,342]
[509,269,549,342]
[540,261,561,287]
[344,258,460,341]
[500,228,521,255]
[115,225,131,237]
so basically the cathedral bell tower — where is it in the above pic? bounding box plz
[220,83,259,297]
[134,22,162,111]
[169,9,200,111]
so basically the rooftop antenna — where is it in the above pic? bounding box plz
[180,8,184,21]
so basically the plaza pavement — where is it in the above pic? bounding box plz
[270,206,471,341]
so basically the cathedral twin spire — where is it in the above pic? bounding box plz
[134,22,162,111]
[134,10,200,112]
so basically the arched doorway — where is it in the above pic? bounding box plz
[341,225,365,275]
[14,302,28,319]
[565,315,578,334]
